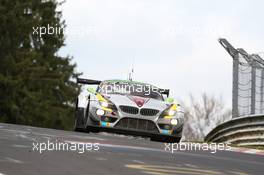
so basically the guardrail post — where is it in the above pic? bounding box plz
[261,70,264,113]
[232,55,239,118]
[251,62,256,114]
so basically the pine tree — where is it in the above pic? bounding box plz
[0,0,81,129]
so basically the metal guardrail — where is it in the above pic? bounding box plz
[204,115,264,147]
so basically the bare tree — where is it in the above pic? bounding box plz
[182,93,231,141]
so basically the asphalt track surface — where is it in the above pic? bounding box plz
[0,123,263,175]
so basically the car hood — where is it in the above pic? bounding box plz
[104,94,169,111]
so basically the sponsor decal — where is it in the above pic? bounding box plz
[101,121,110,127]
[128,96,149,107]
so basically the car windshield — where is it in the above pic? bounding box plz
[98,82,164,101]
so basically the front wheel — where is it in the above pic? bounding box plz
[73,108,85,132]
[86,127,100,133]
[151,136,181,143]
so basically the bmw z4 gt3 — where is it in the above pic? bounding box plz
[74,78,184,142]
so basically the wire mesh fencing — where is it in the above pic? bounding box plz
[234,53,264,117]
[219,38,264,118]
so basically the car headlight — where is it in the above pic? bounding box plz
[160,104,177,118]
[168,109,176,116]
[170,119,178,125]
[96,109,105,116]
[96,94,117,111]
[99,101,109,108]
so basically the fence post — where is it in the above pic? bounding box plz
[233,55,239,118]
[251,62,256,114]
[261,70,264,113]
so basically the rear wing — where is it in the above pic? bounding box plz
[159,89,170,97]
[77,78,101,85]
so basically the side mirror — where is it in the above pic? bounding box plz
[87,87,96,94]
[165,97,174,103]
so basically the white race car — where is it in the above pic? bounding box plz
[74,78,184,142]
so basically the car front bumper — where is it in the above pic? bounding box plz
[86,123,182,139]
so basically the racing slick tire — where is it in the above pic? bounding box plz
[74,108,86,132]
[86,126,100,133]
[151,136,181,143]
[85,117,101,133]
